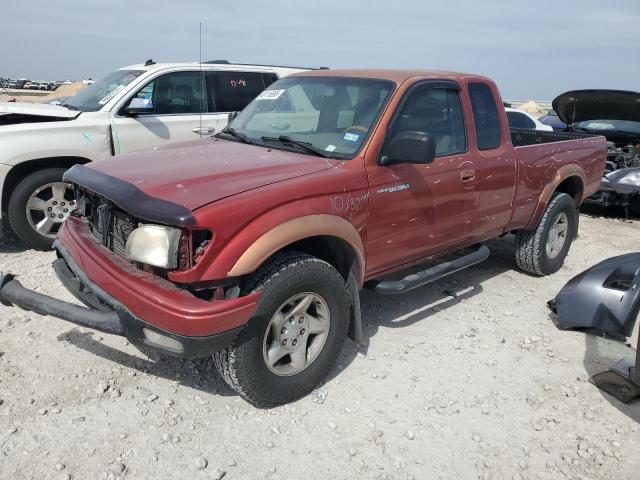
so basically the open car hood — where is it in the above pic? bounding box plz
[0,102,80,125]
[552,90,640,125]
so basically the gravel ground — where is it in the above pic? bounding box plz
[0,214,639,480]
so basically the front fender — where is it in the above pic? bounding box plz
[0,118,111,165]
[227,214,365,283]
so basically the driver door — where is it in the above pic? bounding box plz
[365,80,481,276]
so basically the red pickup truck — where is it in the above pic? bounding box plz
[0,69,606,407]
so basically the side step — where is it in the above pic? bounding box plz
[374,245,490,295]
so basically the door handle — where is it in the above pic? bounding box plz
[460,169,476,183]
[192,127,215,136]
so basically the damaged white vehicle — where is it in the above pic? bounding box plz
[0,61,310,249]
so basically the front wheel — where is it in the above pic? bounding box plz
[213,252,350,408]
[7,168,76,250]
[515,192,578,276]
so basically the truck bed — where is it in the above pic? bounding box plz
[510,127,596,147]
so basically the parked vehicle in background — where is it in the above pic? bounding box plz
[0,69,607,407]
[505,107,553,131]
[537,111,567,131]
[0,60,314,249]
[554,89,640,212]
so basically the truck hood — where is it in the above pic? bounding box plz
[552,90,640,125]
[0,101,80,125]
[76,138,338,215]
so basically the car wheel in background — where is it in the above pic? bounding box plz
[7,168,76,250]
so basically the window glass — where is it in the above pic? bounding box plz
[506,111,535,129]
[209,71,266,112]
[64,69,144,112]
[262,73,278,88]
[227,77,394,158]
[387,84,466,157]
[131,71,205,115]
[469,83,501,150]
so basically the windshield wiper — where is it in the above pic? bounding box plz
[61,103,80,111]
[260,135,335,158]
[218,127,253,144]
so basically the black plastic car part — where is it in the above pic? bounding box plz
[548,253,640,338]
[549,253,640,403]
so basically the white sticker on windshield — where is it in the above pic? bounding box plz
[343,132,360,142]
[257,89,285,100]
[97,85,126,105]
[325,144,337,152]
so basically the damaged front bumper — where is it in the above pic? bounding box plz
[548,252,640,338]
[0,246,243,358]
[0,219,260,358]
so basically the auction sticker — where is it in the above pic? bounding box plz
[98,85,126,105]
[343,131,360,142]
[257,89,285,100]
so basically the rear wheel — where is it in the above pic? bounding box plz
[213,252,349,408]
[515,192,578,276]
[7,168,76,250]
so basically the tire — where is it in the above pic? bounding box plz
[515,192,578,276]
[213,252,350,408]
[7,168,75,250]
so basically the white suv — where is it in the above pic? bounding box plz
[0,60,313,249]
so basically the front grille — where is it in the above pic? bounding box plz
[80,193,138,260]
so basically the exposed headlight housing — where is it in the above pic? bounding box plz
[125,224,182,269]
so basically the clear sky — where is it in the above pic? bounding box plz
[2,0,639,100]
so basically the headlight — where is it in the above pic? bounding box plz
[125,224,182,269]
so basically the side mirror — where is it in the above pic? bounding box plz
[125,97,153,115]
[379,131,436,166]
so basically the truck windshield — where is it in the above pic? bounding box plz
[62,70,144,112]
[226,77,394,158]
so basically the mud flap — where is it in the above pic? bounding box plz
[346,272,364,346]
[548,253,640,338]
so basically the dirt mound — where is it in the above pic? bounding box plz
[43,82,86,101]
[517,100,547,115]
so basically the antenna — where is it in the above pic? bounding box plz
[199,22,203,137]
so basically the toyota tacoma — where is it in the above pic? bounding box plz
[0,69,607,407]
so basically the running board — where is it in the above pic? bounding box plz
[374,245,490,295]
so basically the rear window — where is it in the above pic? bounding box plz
[506,111,536,129]
[208,71,266,112]
[469,83,501,150]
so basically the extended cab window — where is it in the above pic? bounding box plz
[506,110,535,129]
[130,71,206,115]
[469,83,501,150]
[387,83,466,157]
[207,71,266,112]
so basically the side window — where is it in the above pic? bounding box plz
[469,83,501,150]
[208,71,265,112]
[262,73,278,88]
[130,71,206,115]
[388,84,467,157]
[507,111,535,129]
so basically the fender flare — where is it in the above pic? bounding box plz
[525,165,586,230]
[228,214,366,286]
